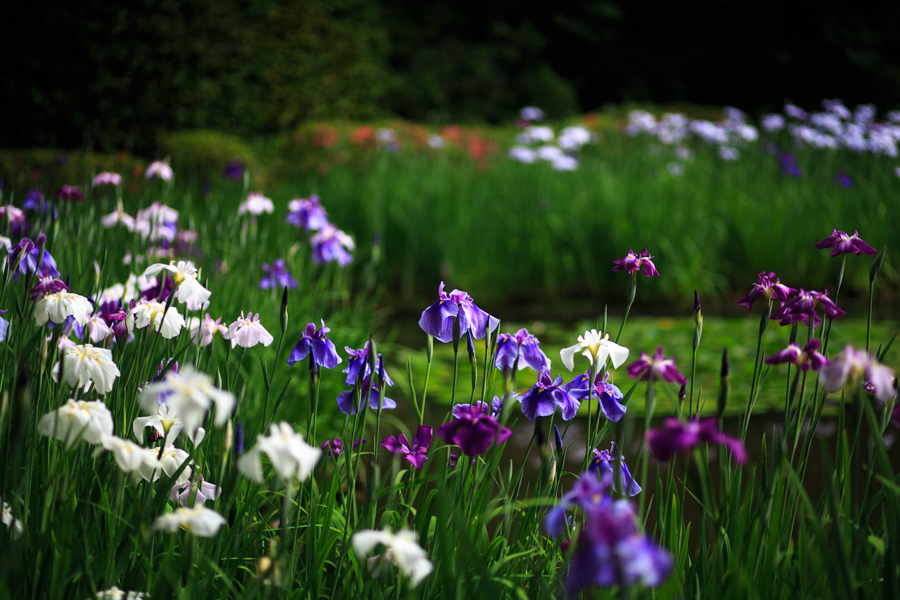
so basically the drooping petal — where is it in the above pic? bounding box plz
[560,343,583,371]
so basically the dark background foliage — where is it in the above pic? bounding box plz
[4,0,900,152]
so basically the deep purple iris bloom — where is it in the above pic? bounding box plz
[140,275,175,302]
[495,328,550,373]
[772,289,845,328]
[452,396,503,420]
[260,259,299,290]
[612,248,659,277]
[566,500,673,592]
[342,342,393,386]
[29,271,68,301]
[9,236,59,280]
[833,172,853,188]
[223,158,246,180]
[779,153,801,178]
[336,377,396,415]
[286,321,342,369]
[814,229,877,256]
[626,347,687,385]
[320,438,366,458]
[765,339,829,371]
[562,371,627,422]
[23,188,45,212]
[99,302,129,340]
[0,310,8,343]
[310,225,354,266]
[287,195,329,231]
[56,185,84,202]
[418,282,499,344]
[518,369,580,421]
[892,406,900,430]
[545,471,611,537]
[589,442,642,496]
[737,271,795,310]
[646,417,747,464]
[380,425,433,469]
[438,403,512,456]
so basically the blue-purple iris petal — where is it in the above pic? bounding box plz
[520,339,550,371]
[555,389,581,421]
[418,300,456,343]
[544,505,569,537]
[312,338,341,369]
[494,335,519,371]
[518,388,558,421]
[458,301,494,339]
[286,338,312,366]
[597,389,627,422]
[336,388,396,415]
[0,313,8,343]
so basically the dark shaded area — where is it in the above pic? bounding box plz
[3,0,900,152]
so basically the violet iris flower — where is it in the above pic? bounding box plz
[260,259,298,290]
[310,224,354,266]
[438,403,512,456]
[452,396,503,419]
[646,417,747,464]
[589,442,642,496]
[29,271,68,301]
[287,195,329,231]
[9,236,59,280]
[343,342,393,386]
[0,310,8,343]
[772,289,845,328]
[336,377,396,415]
[222,158,245,181]
[626,347,687,385]
[544,471,611,537]
[892,406,900,430]
[819,345,895,403]
[779,153,801,178]
[56,185,84,202]
[612,248,659,277]
[418,282,498,343]
[518,369,580,421]
[814,229,877,256]
[380,425,433,469]
[563,371,627,422]
[321,438,366,458]
[99,302,129,340]
[495,328,550,373]
[737,271,795,310]
[765,339,829,371]
[286,321,342,369]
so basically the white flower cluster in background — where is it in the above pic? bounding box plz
[508,108,596,171]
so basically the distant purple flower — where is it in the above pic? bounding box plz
[99,303,129,340]
[310,224,354,266]
[518,369,580,421]
[418,282,499,343]
[737,271,796,310]
[29,271,68,301]
[626,347,687,385]
[779,153,802,178]
[833,172,853,188]
[0,310,8,343]
[761,114,785,131]
[286,321,342,369]
[814,229,877,256]
[612,248,659,277]
[336,378,396,415]
[589,442,641,496]
[9,236,59,280]
[260,259,298,290]
[287,195,329,231]
[545,471,611,537]
[93,172,122,186]
[452,397,503,420]
[438,403,512,456]
[784,103,808,120]
[646,417,747,464]
[56,185,83,202]
[495,328,550,373]
[819,345,895,403]
[765,339,829,371]
[380,425,433,469]
[892,406,900,430]
[342,342,393,386]
[773,289,845,328]
[563,371,627,422]
[321,438,366,458]
[222,158,245,181]
[23,188,45,212]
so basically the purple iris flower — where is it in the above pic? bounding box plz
[342,342,393,386]
[612,248,659,277]
[99,303,129,340]
[819,345,895,403]
[140,275,175,302]
[286,321,342,369]
[336,377,396,415]
[148,358,179,404]
[737,271,796,310]
[23,188,45,212]
[380,425,433,469]
[833,172,853,188]
[779,152,802,178]
[452,396,503,419]
[589,442,641,496]
[892,406,900,430]
[9,236,59,280]
[0,310,8,343]
[29,271,68,301]
[438,403,512,456]
[646,417,747,464]
[495,328,550,373]
[56,185,84,202]
[626,347,687,385]
[260,259,299,290]
[772,289,845,328]
[814,229,877,256]
[518,369,580,421]
[418,282,499,343]
[310,224,354,266]
[544,471,611,537]
[566,501,673,592]
[764,339,829,371]
[563,372,627,422]
[222,158,245,181]
[287,195,329,231]
[320,438,366,458]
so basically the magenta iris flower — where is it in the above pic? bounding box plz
[56,185,84,202]
[814,229,877,256]
[438,403,512,456]
[336,377,396,415]
[29,271,68,301]
[286,321,342,369]
[418,282,498,343]
[495,328,550,373]
[765,339,829,371]
[99,302,129,340]
[518,369,580,421]
[321,438,366,458]
[772,289,845,328]
[343,342,393,386]
[287,195,329,231]
[737,271,795,310]
[612,248,659,277]
[589,442,641,496]
[646,417,747,464]
[562,371,626,422]
[260,259,298,290]
[626,347,687,385]
[380,425,433,469]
